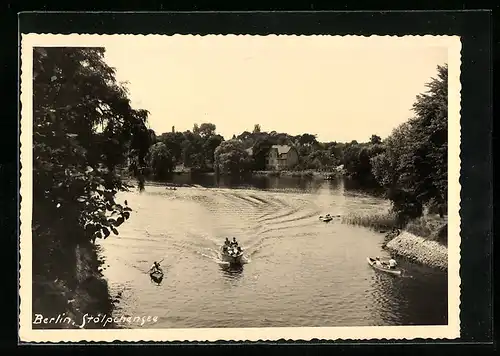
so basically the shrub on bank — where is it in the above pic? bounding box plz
[405,217,433,238]
[406,216,448,246]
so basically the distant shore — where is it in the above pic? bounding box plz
[170,169,342,179]
[252,170,338,178]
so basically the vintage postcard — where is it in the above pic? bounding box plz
[19,34,461,342]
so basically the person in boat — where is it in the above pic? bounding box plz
[149,261,163,274]
[388,256,397,269]
[231,237,238,246]
[222,245,229,253]
[374,257,383,267]
[224,237,230,246]
[237,246,242,254]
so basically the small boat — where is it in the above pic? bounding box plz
[319,215,333,222]
[367,257,402,276]
[220,245,244,265]
[149,269,164,283]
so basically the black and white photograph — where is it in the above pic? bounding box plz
[19,34,461,342]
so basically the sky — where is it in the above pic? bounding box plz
[102,36,448,143]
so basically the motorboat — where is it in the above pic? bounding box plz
[220,244,244,265]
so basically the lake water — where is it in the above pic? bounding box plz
[99,175,448,328]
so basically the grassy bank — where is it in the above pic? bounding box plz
[341,210,448,269]
[32,242,115,329]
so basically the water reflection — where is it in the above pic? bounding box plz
[153,172,385,198]
[220,264,244,279]
[369,260,448,325]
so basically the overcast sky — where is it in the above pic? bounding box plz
[103,35,448,142]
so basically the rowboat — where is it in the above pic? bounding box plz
[367,257,402,276]
[319,215,333,222]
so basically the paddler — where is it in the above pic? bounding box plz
[225,237,230,246]
[374,257,383,267]
[388,256,397,269]
[149,261,163,274]
[231,237,238,246]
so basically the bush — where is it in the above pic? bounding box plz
[405,217,433,237]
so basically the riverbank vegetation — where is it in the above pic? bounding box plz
[32,47,150,327]
[341,64,449,249]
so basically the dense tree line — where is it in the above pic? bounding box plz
[371,64,448,225]
[33,47,150,297]
[147,123,353,178]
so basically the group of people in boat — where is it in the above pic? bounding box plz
[373,256,398,269]
[222,237,243,256]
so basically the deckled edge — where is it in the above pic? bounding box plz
[18,33,462,343]
[456,33,463,339]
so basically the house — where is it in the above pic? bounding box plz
[266,145,299,170]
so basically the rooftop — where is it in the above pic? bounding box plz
[271,145,293,155]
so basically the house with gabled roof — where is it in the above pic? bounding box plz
[266,145,299,170]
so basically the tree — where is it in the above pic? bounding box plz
[192,123,200,135]
[370,134,382,144]
[409,63,448,209]
[237,131,252,141]
[203,134,225,165]
[252,136,273,170]
[341,141,382,186]
[198,122,216,138]
[160,132,184,164]
[148,129,157,145]
[181,131,204,168]
[214,139,252,176]
[371,64,448,221]
[299,133,317,146]
[148,142,174,179]
[32,47,149,290]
